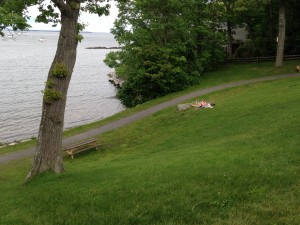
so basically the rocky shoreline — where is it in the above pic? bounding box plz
[107,71,124,88]
[0,137,36,149]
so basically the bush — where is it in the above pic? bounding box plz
[116,45,195,107]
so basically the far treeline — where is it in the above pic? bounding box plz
[104,0,300,107]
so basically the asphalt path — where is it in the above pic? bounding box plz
[1,73,299,165]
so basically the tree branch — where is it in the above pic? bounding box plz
[51,0,68,12]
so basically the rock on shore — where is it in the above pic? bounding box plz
[107,71,124,88]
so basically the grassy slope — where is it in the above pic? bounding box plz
[0,75,299,225]
[0,60,299,156]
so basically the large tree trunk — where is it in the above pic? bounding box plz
[25,2,80,182]
[223,0,236,58]
[275,0,286,67]
[226,21,233,58]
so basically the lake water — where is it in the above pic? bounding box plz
[0,31,125,144]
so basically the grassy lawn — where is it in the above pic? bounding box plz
[1,60,299,156]
[0,76,299,225]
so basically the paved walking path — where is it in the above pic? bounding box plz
[1,73,299,165]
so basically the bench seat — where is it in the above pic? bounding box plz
[64,138,100,159]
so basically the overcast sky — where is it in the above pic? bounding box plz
[27,1,118,33]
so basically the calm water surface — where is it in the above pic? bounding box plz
[0,31,124,143]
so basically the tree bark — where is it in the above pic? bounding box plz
[25,1,80,182]
[223,0,235,59]
[275,0,286,67]
[227,21,233,58]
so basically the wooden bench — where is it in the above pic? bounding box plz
[64,138,100,159]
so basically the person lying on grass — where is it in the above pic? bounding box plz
[191,100,215,108]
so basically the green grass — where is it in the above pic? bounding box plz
[0,76,299,225]
[1,60,299,156]
[201,60,299,86]
[0,139,37,156]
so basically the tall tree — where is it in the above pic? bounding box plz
[232,0,270,56]
[234,0,299,58]
[212,0,239,58]
[223,0,237,58]
[105,0,225,107]
[25,0,110,182]
[275,0,285,67]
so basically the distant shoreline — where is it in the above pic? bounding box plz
[28,29,110,34]
[1,31,123,144]
[86,46,121,50]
